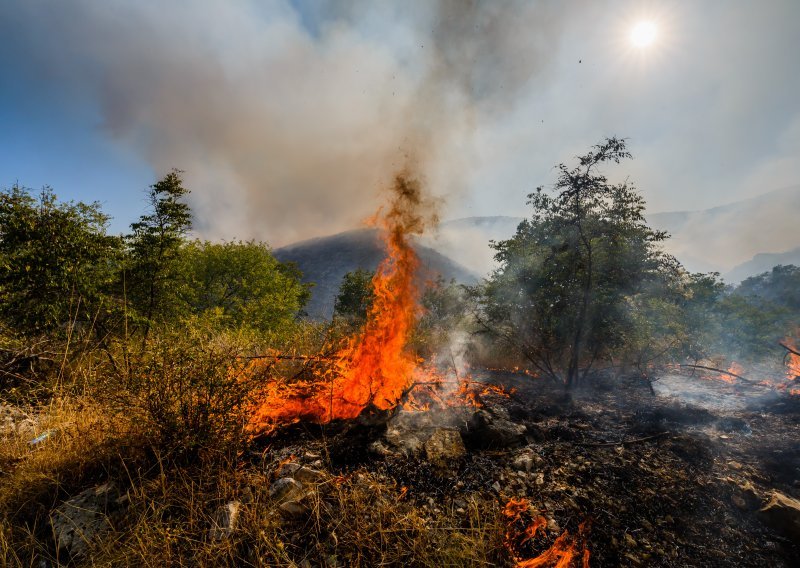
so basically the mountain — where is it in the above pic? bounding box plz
[646,185,800,275]
[274,229,478,319]
[724,246,800,283]
[428,185,800,279]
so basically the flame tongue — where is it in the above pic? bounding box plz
[249,174,433,431]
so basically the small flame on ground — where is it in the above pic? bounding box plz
[503,498,590,568]
[785,338,800,382]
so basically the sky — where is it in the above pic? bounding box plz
[1,0,799,246]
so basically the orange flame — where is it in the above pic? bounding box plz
[248,175,434,432]
[785,338,800,381]
[719,362,745,384]
[503,498,590,568]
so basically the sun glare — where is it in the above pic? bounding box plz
[630,20,657,48]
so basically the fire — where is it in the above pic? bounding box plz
[503,498,590,568]
[784,338,800,381]
[719,362,745,384]
[249,175,435,432]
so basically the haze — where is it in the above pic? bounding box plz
[1,0,799,271]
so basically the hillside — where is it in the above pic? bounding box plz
[430,185,800,279]
[274,228,478,319]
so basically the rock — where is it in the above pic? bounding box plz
[269,478,305,503]
[209,501,241,540]
[278,500,308,518]
[759,491,800,540]
[512,453,535,473]
[50,483,122,560]
[384,427,425,456]
[461,409,526,449]
[424,428,466,467]
[0,404,36,437]
[276,463,327,484]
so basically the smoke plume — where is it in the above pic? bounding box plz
[0,0,565,244]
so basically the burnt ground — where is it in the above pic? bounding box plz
[257,370,800,567]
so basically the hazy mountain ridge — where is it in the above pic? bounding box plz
[277,186,800,318]
[274,228,478,319]
[427,186,800,281]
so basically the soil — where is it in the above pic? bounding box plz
[256,370,800,567]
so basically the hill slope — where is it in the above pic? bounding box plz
[430,185,800,279]
[274,229,478,319]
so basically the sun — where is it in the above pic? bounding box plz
[630,20,657,48]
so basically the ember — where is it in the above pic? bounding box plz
[503,497,590,568]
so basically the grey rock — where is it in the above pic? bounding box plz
[209,501,241,540]
[424,428,466,467]
[50,483,121,560]
[278,499,308,518]
[461,409,526,449]
[276,463,326,484]
[269,478,305,503]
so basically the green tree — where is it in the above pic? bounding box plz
[716,265,800,359]
[0,185,121,336]
[178,240,311,333]
[479,138,673,388]
[333,269,375,322]
[126,170,192,336]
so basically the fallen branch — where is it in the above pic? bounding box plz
[243,353,334,362]
[678,364,757,385]
[779,342,800,358]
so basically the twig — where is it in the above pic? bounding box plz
[779,342,800,358]
[580,432,669,447]
[678,364,757,384]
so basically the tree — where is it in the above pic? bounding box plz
[0,185,121,336]
[716,265,800,359]
[479,138,674,388]
[333,269,375,323]
[178,240,311,333]
[126,170,192,336]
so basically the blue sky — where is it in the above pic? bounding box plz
[1,0,799,242]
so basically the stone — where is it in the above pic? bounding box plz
[209,501,241,540]
[511,453,535,473]
[759,491,800,540]
[461,409,526,449]
[278,500,307,518]
[275,463,327,484]
[50,483,122,560]
[0,404,36,437]
[423,428,466,467]
[384,427,425,456]
[269,478,305,503]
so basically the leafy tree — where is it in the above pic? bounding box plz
[479,138,674,388]
[0,185,121,336]
[125,170,192,336]
[178,240,311,333]
[333,269,375,322]
[716,265,800,359]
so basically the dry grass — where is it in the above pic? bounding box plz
[0,321,512,567]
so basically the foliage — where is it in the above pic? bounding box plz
[413,278,471,357]
[333,269,375,323]
[125,170,192,336]
[715,265,800,359]
[0,185,121,336]
[479,138,675,386]
[112,320,260,457]
[177,240,311,333]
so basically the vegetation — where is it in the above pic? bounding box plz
[333,268,375,323]
[1,144,798,564]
